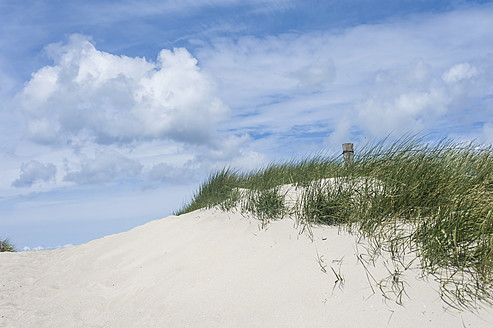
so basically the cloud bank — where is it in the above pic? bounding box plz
[64,150,143,185]
[18,35,228,146]
[12,160,57,188]
[197,5,493,147]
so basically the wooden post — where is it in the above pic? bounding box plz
[342,143,354,168]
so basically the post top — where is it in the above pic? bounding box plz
[342,143,354,151]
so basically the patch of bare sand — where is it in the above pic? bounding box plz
[1,208,492,327]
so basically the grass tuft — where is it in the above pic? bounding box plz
[0,238,16,252]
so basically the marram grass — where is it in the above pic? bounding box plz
[176,136,493,308]
[0,238,16,252]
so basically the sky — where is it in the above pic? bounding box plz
[1,0,492,251]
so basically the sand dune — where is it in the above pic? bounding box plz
[1,208,492,327]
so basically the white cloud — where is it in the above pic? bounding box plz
[355,80,450,138]
[196,5,493,148]
[18,34,228,146]
[11,160,57,188]
[64,149,143,185]
[26,118,59,144]
[197,34,338,109]
[292,58,335,92]
[442,63,478,84]
[230,150,269,172]
[23,243,73,251]
[23,246,44,251]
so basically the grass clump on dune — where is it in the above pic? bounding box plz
[176,136,493,307]
[176,156,343,215]
[0,238,16,252]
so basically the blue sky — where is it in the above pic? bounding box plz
[1,0,492,250]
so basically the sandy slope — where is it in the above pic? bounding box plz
[1,208,492,327]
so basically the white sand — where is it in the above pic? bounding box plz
[1,208,492,327]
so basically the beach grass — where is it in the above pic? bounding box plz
[0,238,16,252]
[176,135,493,307]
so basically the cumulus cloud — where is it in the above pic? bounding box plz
[355,75,450,138]
[64,149,143,185]
[353,60,488,139]
[12,160,57,188]
[18,34,228,146]
[442,63,478,84]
